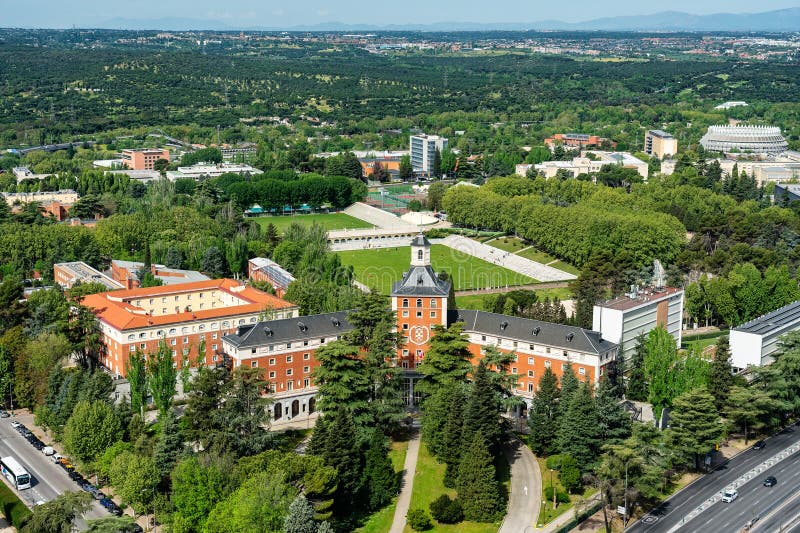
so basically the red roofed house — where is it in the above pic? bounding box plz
[82,279,298,377]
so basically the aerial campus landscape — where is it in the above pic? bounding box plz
[1,2,800,533]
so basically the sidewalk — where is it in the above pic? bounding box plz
[389,427,421,533]
[499,437,542,533]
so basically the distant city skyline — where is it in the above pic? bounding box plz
[2,0,799,29]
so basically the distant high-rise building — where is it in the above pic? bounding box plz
[410,134,448,176]
[643,130,678,159]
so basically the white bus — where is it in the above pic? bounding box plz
[0,456,32,490]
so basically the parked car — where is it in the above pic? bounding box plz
[0,410,9,418]
[42,446,55,456]
[753,440,766,450]
[10,420,20,428]
[722,489,739,503]
[764,476,777,487]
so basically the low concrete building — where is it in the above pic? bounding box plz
[730,300,800,371]
[248,258,296,298]
[531,152,649,179]
[111,260,210,289]
[593,286,684,362]
[54,262,124,291]
[166,163,262,181]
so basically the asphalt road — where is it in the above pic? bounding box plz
[0,417,107,528]
[628,425,800,533]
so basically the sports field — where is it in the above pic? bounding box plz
[336,245,538,294]
[253,213,372,233]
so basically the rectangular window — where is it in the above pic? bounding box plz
[212,355,218,362]
[212,333,218,340]
[578,367,586,376]
[430,311,437,318]
[183,337,189,344]
[402,361,408,368]
[129,345,135,352]
[269,358,276,366]
[304,378,310,388]
[269,371,276,379]
[562,363,568,370]
[286,356,293,363]
[286,369,293,376]
[303,340,309,346]
[286,343,291,349]
[563,350,568,357]
[303,353,310,360]
[481,335,486,341]
[269,345,274,352]
[320,338,325,344]
[402,324,409,330]
[528,357,534,364]
[528,370,534,377]
[546,347,551,354]
[416,311,422,318]
[402,349,409,356]
[513,341,518,348]
[212,344,218,351]
[512,367,518,374]
[251,361,258,368]
[140,343,146,349]
[528,383,534,393]
[304,366,310,373]
[171,339,177,346]
[430,299,437,308]
[402,311,409,317]
[162,308,167,314]
[544,360,551,368]
[530,344,535,350]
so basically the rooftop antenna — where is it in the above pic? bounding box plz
[653,259,665,291]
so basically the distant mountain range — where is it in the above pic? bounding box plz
[101,8,800,33]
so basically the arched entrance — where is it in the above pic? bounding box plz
[273,402,282,420]
[308,397,316,414]
[291,400,300,418]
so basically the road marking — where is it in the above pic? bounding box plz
[664,441,800,533]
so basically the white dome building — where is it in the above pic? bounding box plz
[700,125,788,154]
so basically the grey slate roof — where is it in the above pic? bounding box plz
[733,300,800,336]
[224,311,352,349]
[391,265,451,297]
[450,309,615,355]
[411,234,431,247]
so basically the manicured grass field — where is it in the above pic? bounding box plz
[336,245,538,295]
[516,246,558,265]
[550,261,581,276]
[455,287,574,311]
[356,438,411,533]
[487,236,528,253]
[253,213,372,233]
[405,443,503,533]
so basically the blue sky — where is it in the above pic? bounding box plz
[2,0,798,28]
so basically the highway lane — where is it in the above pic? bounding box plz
[0,418,107,526]
[688,449,800,532]
[753,483,800,532]
[628,425,800,533]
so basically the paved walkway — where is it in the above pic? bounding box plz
[437,235,577,283]
[389,427,421,533]
[499,437,542,533]
[540,494,602,533]
[344,202,419,230]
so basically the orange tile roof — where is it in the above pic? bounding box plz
[82,278,296,331]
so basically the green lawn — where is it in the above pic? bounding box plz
[682,331,729,353]
[336,245,538,295]
[487,236,528,253]
[355,438,411,533]
[455,294,486,310]
[252,213,372,233]
[405,443,503,533]
[550,261,581,276]
[516,247,558,265]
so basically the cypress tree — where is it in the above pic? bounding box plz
[559,362,580,409]
[528,366,560,455]
[441,386,466,487]
[461,361,502,455]
[556,382,601,471]
[456,434,502,522]
[708,336,735,411]
[363,431,399,511]
[153,408,185,479]
[625,334,648,402]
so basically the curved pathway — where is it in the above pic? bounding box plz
[499,436,542,533]
[389,426,421,533]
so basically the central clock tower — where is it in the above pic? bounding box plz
[391,234,451,376]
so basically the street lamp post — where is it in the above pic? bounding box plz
[623,461,629,530]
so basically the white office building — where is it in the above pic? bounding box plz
[730,300,800,371]
[410,134,448,176]
[593,286,684,362]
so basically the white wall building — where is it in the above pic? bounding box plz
[166,163,262,181]
[730,300,800,371]
[593,286,684,362]
[531,152,649,180]
[410,134,448,176]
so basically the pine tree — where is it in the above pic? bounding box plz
[363,431,398,511]
[316,409,364,513]
[626,334,648,402]
[708,336,735,411]
[416,322,472,397]
[667,388,725,470]
[311,341,371,426]
[283,494,317,533]
[456,434,501,522]
[528,367,560,455]
[153,408,185,478]
[556,382,600,471]
[594,380,632,445]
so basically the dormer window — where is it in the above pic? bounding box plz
[532,327,541,336]
[566,333,574,342]
[500,321,508,331]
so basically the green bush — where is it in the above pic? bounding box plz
[544,486,570,504]
[429,494,464,524]
[545,454,563,471]
[407,508,433,531]
[0,481,32,528]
